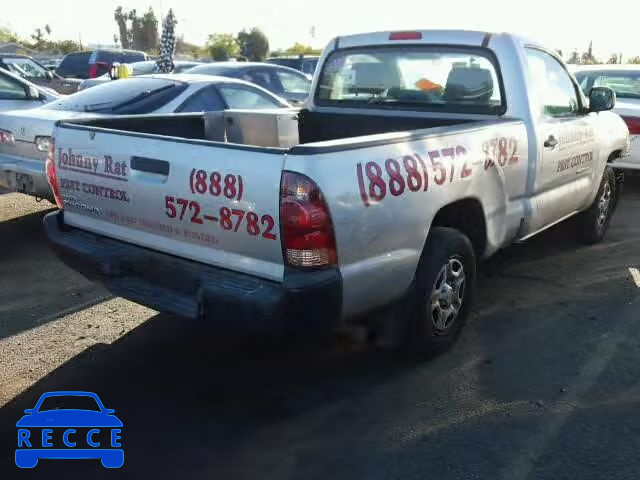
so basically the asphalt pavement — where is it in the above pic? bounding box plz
[0,176,639,479]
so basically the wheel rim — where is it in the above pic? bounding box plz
[597,181,612,228]
[430,257,465,334]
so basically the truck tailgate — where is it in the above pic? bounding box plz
[53,126,286,281]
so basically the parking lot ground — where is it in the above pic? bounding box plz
[0,176,639,479]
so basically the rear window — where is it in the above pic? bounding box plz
[57,52,92,78]
[122,52,147,63]
[316,46,504,114]
[42,77,187,114]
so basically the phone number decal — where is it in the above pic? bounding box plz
[189,168,244,201]
[164,196,277,240]
[355,146,471,207]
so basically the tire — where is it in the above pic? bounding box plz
[577,167,616,245]
[395,227,477,356]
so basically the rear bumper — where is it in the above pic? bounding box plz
[0,153,52,200]
[44,211,342,333]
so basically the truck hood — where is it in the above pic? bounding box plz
[0,109,102,143]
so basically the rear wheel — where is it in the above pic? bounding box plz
[395,227,477,356]
[577,167,616,244]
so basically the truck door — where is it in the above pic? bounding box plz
[524,47,597,233]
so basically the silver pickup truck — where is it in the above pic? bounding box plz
[43,30,629,354]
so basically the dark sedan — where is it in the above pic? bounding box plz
[184,62,311,105]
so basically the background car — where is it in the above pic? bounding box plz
[266,55,319,75]
[0,74,290,200]
[573,65,640,170]
[185,62,311,105]
[0,54,81,94]
[78,60,204,90]
[0,67,58,112]
[56,49,148,80]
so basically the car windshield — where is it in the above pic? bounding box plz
[38,395,101,412]
[42,77,187,113]
[316,46,504,114]
[3,57,49,78]
[576,70,640,100]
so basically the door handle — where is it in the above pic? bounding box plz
[544,135,558,148]
[130,156,169,175]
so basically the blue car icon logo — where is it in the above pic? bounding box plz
[15,391,123,468]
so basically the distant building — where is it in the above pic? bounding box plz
[0,42,39,55]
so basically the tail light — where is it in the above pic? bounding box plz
[88,64,98,78]
[389,31,422,41]
[622,116,640,135]
[0,129,15,146]
[280,171,337,268]
[45,138,63,209]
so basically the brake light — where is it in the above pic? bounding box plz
[45,138,63,209]
[88,64,98,78]
[622,116,640,135]
[389,31,422,41]
[280,172,337,268]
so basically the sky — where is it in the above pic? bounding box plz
[3,0,640,59]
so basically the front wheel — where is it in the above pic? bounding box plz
[395,227,477,356]
[577,167,616,244]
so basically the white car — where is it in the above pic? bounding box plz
[573,65,640,170]
[0,67,58,112]
[0,74,290,200]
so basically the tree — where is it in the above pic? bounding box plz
[285,42,317,54]
[581,41,598,65]
[555,49,563,58]
[140,7,159,52]
[236,28,269,61]
[44,24,51,36]
[31,28,45,49]
[207,33,239,60]
[628,56,640,64]
[51,40,80,54]
[114,6,159,52]
[114,7,130,48]
[0,26,18,44]
[567,49,580,64]
[607,53,619,64]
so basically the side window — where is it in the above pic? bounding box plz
[526,48,580,117]
[177,86,225,112]
[275,70,311,94]
[0,74,27,100]
[218,85,280,109]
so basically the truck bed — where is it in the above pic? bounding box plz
[59,110,479,148]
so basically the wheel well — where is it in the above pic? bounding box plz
[608,150,622,162]
[431,199,487,256]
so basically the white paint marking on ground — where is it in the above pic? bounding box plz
[629,268,640,288]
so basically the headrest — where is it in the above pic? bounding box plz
[443,68,493,101]
[351,62,395,89]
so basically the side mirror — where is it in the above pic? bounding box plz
[45,70,54,80]
[105,409,115,414]
[589,87,616,112]
[23,409,33,414]
[27,86,40,100]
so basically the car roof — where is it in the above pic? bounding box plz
[37,390,100,400]
[572,64,640,72]
[190,62,304,73]
[0,54,31,59]
[140,73,287,87]
[0,67,59,97]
